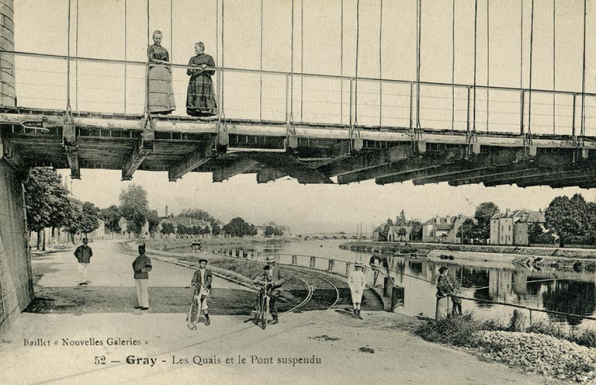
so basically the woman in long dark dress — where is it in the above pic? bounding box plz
[147,30,175,114]
[186,42,217,117]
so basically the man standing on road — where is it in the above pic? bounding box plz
[190,258,212,326]
[74,238,93,285]
[133,244,152,311]
[253,255,285,325]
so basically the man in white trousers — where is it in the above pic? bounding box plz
[74,238,93,285]
[132,244,152,310]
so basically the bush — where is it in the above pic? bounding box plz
[415,313,482,347]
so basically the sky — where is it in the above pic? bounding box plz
[14,0,596,234]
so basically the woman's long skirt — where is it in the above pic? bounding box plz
[148,65,175,114]
[186,75,217,116]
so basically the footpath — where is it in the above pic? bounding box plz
[0,240,558,385]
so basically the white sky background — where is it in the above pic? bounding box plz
[13,0,596,233]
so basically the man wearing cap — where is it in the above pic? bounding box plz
[132,244,152,310]
[74,238,93,285]
[348,262,366,319]
[369,249,387,287]
[190,258,212,326]
[253,256,285,324]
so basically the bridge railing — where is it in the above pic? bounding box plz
[6,50,596,138]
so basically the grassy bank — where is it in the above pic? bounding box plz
[415,312,596,383]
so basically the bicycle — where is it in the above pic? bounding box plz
[187,284,208,330]
[253,282,274,330]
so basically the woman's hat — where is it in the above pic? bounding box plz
[265,255,277,262]
[198,258,208,263]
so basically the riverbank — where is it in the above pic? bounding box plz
[341,241,596,259]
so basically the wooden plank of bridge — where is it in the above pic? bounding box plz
[320,144,413,177]
[168,136,216,182]
[245,152,333,184]
[256,168,287,184]
[121,116,154,181]
[212,158,259,183]
[337,147,467,185]
[375,149,526,186]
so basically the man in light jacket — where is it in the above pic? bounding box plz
[132,244,152,310]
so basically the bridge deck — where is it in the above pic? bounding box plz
[0,107,594,188]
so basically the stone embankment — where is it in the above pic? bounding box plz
[341,241,596,260]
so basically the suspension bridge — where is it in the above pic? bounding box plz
[1,0,596,188]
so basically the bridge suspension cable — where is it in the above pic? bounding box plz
[415,0,422,131]
[486,0,490,132]
[260,0,263,121]
[552,0,556,134]
[66,0,72,112]
[451,0,455,130]
[340,0,344,125]
[581,0,587,141]
[527,0,535,143]
[124,0,127,113]
[300,0,304,123]
[354,0,360,128]
[379,0,383,127]
[472,0,478,134]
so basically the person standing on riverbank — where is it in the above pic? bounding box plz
[74,238,93,285]
[132,244,152,310]
[436,266,456,319]
[348,262,366,319]
[369,250,388,287]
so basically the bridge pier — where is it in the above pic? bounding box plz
[0,161,33,334]
[0,0,31,335]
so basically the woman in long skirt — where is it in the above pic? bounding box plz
[147,30,176,114]
[186,42,217,117]
[348,262,366,319]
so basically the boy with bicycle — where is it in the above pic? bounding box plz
[253,255,285,325]
[190,258,213,326]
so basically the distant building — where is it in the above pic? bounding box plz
[490,209,546,246]
[422,215,469,244]
[387,225,412,242]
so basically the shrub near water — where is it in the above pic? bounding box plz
[415,313,483,347]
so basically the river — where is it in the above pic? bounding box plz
[200,239,596,328]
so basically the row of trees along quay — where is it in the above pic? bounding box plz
[24,167,283,251]
[375,195,596,248]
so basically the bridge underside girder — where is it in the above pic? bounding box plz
[1,107,596,188]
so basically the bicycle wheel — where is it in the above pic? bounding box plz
[187,298,198,330]
[261,296,269,330]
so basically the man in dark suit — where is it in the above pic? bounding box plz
[253,255,285,324]
[190,258,213,326]
[74,238,93,285]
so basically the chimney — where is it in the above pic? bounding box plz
[505,208,510,216]
[165,206,168,217]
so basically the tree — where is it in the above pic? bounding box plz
[177,224,189,237]
[398,227,407,241]
[528,223,555,245]
[100,205,121,233]
[457,218,477,244]
[24,168,72,250]
[79,201,100,236]
[395,210,408,226]
[146,210,160,236]
[273,228,283,237]
[63,199,83,244]
[119,184,149,237]
[474,202,499,241]
[212,224,221,237]
[410,220,423,241]
[223,217,256,237]
[161,222,175,236]
[545,195,587,247]
[264,226,275,237]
